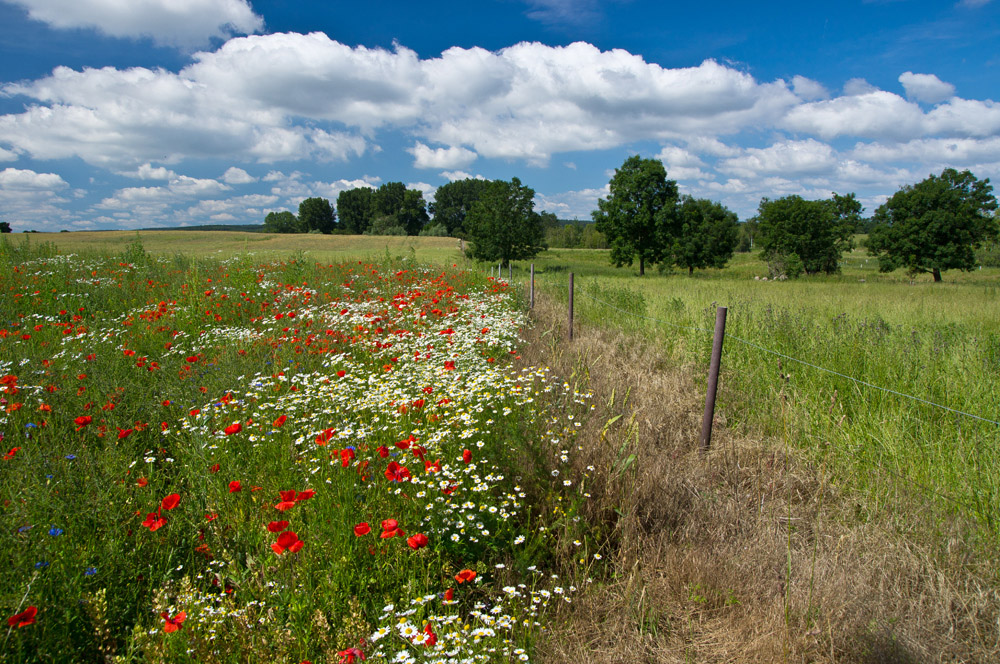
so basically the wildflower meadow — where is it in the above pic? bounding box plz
[0,240,597,663]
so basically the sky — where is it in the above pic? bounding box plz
[0,0,998,231]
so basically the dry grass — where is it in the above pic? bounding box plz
[521,293,1000,664]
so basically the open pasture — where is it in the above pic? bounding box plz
[0,237,594,662]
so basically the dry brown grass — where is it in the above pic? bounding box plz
[520,293,1000,664]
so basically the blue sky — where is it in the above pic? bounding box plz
[0,0,998,231]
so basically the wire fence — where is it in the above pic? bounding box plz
[541,276,998,522]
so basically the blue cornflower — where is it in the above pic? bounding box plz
[48,527,63,537]
[65,454,77,460]
[25,422,37,428]
[17,525,33,533]
[84,567,97,576]
[35,561,49,569]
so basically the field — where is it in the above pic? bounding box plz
[4,230,1000,662]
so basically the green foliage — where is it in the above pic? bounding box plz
[297,197,336,234]
[263,210,302,234]
[364,215,407,236]
[431,178,493,236]
[756,195,854,276]
[868,168,999,282]
[593,155,678,276]
[368,183,429,235]
[735,218,759,253]
[418,222,449,237]
[465,177,546,265]
[545,221,608,249]
[671,196,739,274]
[0,221,11,233]
[336,187,375,234]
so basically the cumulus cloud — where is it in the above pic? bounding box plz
[655,145,714,180]
[0,147,18,162]
[0,167,72,229]
[222,166,257,184]
[308,177,379,200]
[440,170,487,182]
[719,139,837,178]
[117,163,177,180]
[534,185,608,219]
[791,75,829,101]
[7,0,264,49]
[782,91,926,140]
[408,142,477,169]
[843,78,878,96]
[899,72,955,104]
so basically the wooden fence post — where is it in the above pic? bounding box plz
[530,263,535,309]
[568,272,574,341]
[508,262,512,282]
[700,306,728,453]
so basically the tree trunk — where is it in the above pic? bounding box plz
[639,256,645,276]
[932,267,942,282]
[689,266,694,276]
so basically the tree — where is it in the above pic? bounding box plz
[398,189,430,235]
[465,177,546,266]
[593,155,678,276]
[868,168,998,282]
[263,211,302,234]
[671,197,739,275]
[298,197,336,234]
[337,188,374,234]
[0,221,11,233]
[368,183,429,235]
[431,178,493,236]
[756,195,854,275]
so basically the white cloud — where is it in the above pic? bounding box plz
[407,182,436,200]
[0,147,18,162]
[782,91,926,140]
[222,166,257,184]
[843,78,878,96]
[0,167,72,229]
[656,145,714,180]
[308,178,379,200]
[408,142,478,169]
[899,72,955,104]
[719,139,837,178]
[117,163,177,180]
[7,0,263,49]
[685,136,741,158]
[534,185,608,219]
[0,166,68,190]
[440,170,487,181]
[852,136,1000,165]
[791,75,829,101]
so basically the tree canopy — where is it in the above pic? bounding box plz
[0,221,11,233]
[263,211,302,234]
[593,155,678,275]
[336,187,374,234]
[756,195,855,275]
[868,168,998,281]
[671,196,739,275]
[464,177,546,266]
[431,178,492,237]
[297,197,336,234]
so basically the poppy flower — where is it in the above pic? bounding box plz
[380,518,398,532]
[340,448,355,467]
[136,477,148,487]
[421,623,437,646]
[462,449,472,464]
[384,461,411,483]
[8,606,37,628]
[160,494,180,511]
[295,489,316,502]
[117,427,133,440]
[267,520,289,533]
[74,415,92,428]
[223,423,242,435]
[443,588,454,601]
[455,569,477,584]
[209,463,220,474]
[161,611,186,633]
[228,480,242,493]
[315,428,335,446]
[337,647,365,663]
[141,512,167,532]
[272,415,287,427]
[406,533,428,550]
[376,445,389,458]
[336,370,346,378]
[271,530,304,555]
[443,361,455,371]
[353,522,370,536]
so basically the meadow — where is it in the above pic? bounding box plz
[0,235,596,663]
[4,230,999,662]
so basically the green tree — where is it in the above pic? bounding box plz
[368,183,429,235]
[431,178,493,236]
[263,210,302,234]
[398,189,430,235]
[593,155,678,276]
[465,177,546,266]
[0,221,11,233]
[868,168,998,282]
[337,188,374,234]
[298,197,336,234]
[671,196,739,275]
[756,195,853,275]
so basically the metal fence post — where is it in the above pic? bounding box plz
[530,263,535,309]
[700,306,728,453]
[568,272,574,341]
[508,262,512,282]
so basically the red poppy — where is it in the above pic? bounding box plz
[223,422,242,435]
[267,520,289,533]
[462,449,472,464]
[376,445,389,458]
[117,427,133,440]
[3,447,20,461]
[315,428,335,446]
[406,533,428,550]
[228,480,242,493]
[422,623,437,646]
[340,448,355,467]
[380,518,398,532]
[160,493,180,511]
[74,415,92,427]
[209,463,220,474]
[336,370,346,378]
[141,511,167,531]
[271,530,304,554]
[353,522,370,536]
[443,361,455,371]
[455,569,477,584]
[8,606,37,628]
[136,477,148,487]
[337,647,365,663]
[272,415,287,427]
[161,611,186,633]
[205,513,218,521]
[295,489,316,502]
[384,461,411,483]
[443,588,454,601]
[186,355,199,363]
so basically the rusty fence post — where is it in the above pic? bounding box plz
[530,263,535,309]
[700,306,728,453]
[568,272,574,341]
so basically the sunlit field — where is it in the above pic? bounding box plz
[0,236,596,662]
